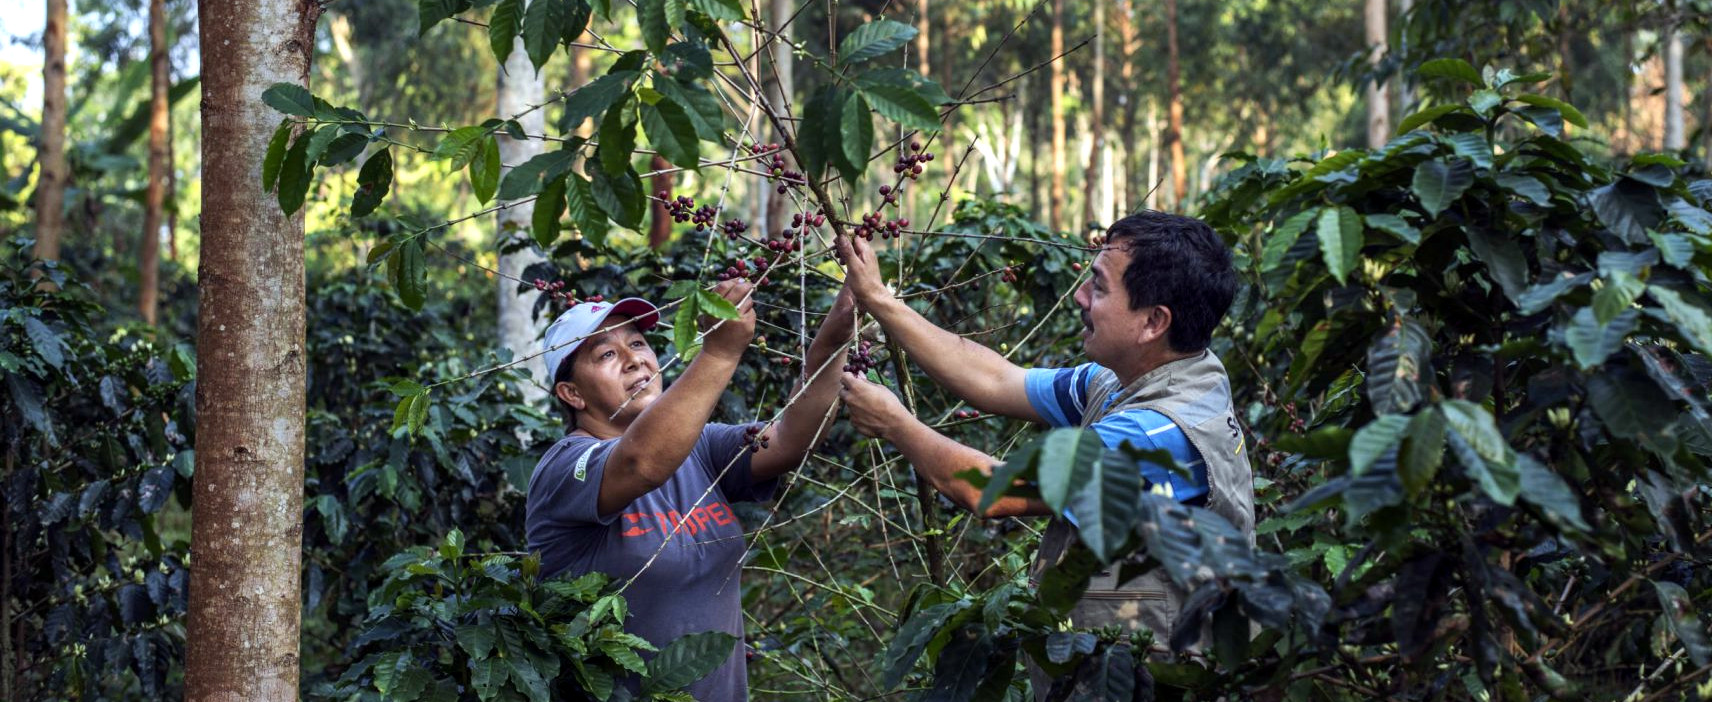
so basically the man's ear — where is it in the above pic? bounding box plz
[554,381,586,411]
[1137,305,1173,346]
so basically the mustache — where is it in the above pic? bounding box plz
[1080,310,1093,331]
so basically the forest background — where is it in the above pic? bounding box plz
[4,0,1712,700]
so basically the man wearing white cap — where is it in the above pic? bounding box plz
[525,278,854,700]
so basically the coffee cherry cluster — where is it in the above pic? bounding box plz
[851,212,910,241]
[532,278,604,306]
[843,340,880,374]
[659,191,720,232]
[878,183,903,206]
[720,218,749,239]
[716,255,771,283]
[998,266,1021,284]
[752,143,805,194]
[952,409,981,420]
[892,140,933,178]
[744,423,772,453]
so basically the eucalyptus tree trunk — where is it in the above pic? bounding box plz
[1116,0,1138,215]
[1083,0,1106,234]
[34,0,68,268]
[139,0,169,324]
[496,40,548,404]
[915,0,928,214]
[648,154,674,248]
[765,0,794,237]
[187,1,317,700]
[1164,0,1186,207]
[1664,16,1685,151]
[1365,0,1390,149]
[1049,0,1066,232]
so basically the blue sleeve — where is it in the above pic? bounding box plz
[1024,363,1102,427]
[697,423,779,504]
[1086,410,1209,505]
[525,436,620,529]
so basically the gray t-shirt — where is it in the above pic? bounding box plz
[525,423,776,701]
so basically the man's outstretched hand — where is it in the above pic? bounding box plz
[834,234,890,312]
[839,371,912,441]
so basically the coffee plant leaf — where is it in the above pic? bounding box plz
[642,631,737,692]
[638,0,669,54]
[1349,414,1410,475]
[559,69,639,133]
[640,97,699,169]
[841,92,874,182]
[1315,206,1362,285]
[857,82,939,133]
[261,82,316,117]
[489,0,522,64]
[497,149,578,201]
[470,136,501,204]
[261,118,292,192]
[837,19,918,66]
[1417,58,1484,86]
[1412,157,1474,217]
[532,175,567,248]
[1654,580,1712,668]
[564,173,609,246]
[881,601,969,690]
[277,133,313,216]
[1395,104,1466,135]
[1035,427,1104,511]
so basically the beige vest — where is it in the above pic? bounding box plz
[1032,351,1254,639]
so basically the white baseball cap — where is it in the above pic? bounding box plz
[541,298,661,381]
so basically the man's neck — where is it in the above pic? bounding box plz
[572,416,628,441]
[1110,348,1200,387]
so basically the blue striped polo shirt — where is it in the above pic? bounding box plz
[1024,363,1209,507]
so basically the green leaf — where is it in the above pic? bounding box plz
[1654,581,1712,668]
[523,0,570,73]
[598,98,638,175]
[1443,132,1493,169]
[489,0,524,64]
[1649,286,1712,357]
[600,639,648,675]
[652,77,724,141]
[856,67,952,106]
[1364,213,1419,244]
[497,149,578,201]
[277,133,313,216]
[1412,158,1475,217]
[261,119,292,192]
[431,125,489,167]
[1465,228,1527,302]
[798,85,840,179]
[858,83,940,132]
[1417,58,1483,86]
[389,378,427,397]
[533,175,567,247]
[1565,307,1636,369]
[318,132,369,166]
[441,528,465,559]
[409,392,431,436]
[880,601,969,690]
[1066,444,1146,562]
[1316,206,1363,285]
[261,83,316,117]
[663,0,686,34]
[1469,89,1501,118]
[687,0,742,21]
[1517,455,1588,532]
[1366,317,1432,415]
[1650,230,1695,268]
[559,70,639,133]
[1592,272,1644,324]
[1350,415,1411,475]
[1517,271,1594,315]
[695,288,740,320]
[22,317,64,370]
[638,0,669,54]
[838,19,918,65]
[1495,173,1551,206]
[642,631,738,692]
[565,173,610,247]
[1262,208,1318,271]
[588,160,644,228]
[661,41,713,81]
[418,0,470,35]
[841,92,874,178]
[371,651,407,693]
[1035,428,1105,510]
[351,148,394,217]
[1399,407,1446,497]
[673,292,700,358]
[1586,370,1678,441]
[1513,94,1588,128]
[561,0,592,48]
[1440,399,1518,505]
[388,238,428,310]
[1591,179,1663,245]
[640,98,700,169]
[470,137,501,204]
[1395,104,1466,134]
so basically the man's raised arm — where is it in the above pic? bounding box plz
[836,235,1042,423]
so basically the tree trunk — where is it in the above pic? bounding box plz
[1083,0,1105,235]
[916,0,930,78]
[497,39,549,404]
[648,155,674,248]
[140,0,169,324]
[764,0,794,237]
[1146,101,1160,210]
[1704,37,1712,167]
[1397,0,1413,112]
[1665,14,1685,151]
[186,1,317,700]
[1164,0,1186,207]
[1556,1,1573,102]
[34,0,68,269]
[1365,0,1390,149]
[1116,0,1138,215]
[1049,0,1066,233]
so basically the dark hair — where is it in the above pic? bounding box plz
[1103,210,1237,353]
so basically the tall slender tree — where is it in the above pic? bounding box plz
[1116,0,1139,214]
[139,0,170,324]
[1664,7,1685,151]
[1083,0,1106,233]
[34,0,68,270]
[1049,0,1066,232]
[1164,0,1186,206]
[496,41,548,404]
[186,1,318,699]
[1365,0,1390,148]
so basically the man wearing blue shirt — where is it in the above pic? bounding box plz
[836,210,1252,650]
